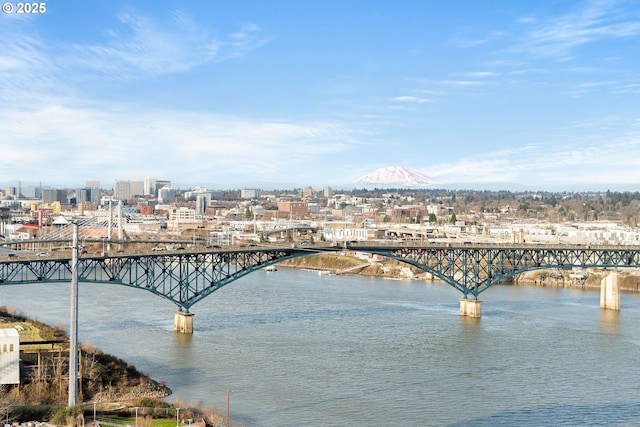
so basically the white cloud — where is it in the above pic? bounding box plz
[427,126,640,186]
[514,1,640,59]
[439,80,488,87]
[390,96,430,104]
[461,71,500,78]
[66,13,270,78]
[0,103,361,185]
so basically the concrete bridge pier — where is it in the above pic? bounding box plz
[459,298,482,318]
[600,271,621,310]
[174,311,195,333]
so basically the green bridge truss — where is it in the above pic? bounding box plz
[351,244,640,299]
[2,244,640,311]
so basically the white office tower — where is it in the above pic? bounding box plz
[114,180,131,201]
[158,186,176,203]
[241,188,262,199]
[130,180,144,198]
[144,177,157,196]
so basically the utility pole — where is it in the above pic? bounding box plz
[226,389,233,427]
[118,200,123,242]
[107,200,113,251]
[68,222,79,406]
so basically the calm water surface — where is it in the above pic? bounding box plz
[3,268,640,426]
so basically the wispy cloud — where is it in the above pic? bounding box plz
[0,9,271,103]
[0,103,362,185]
[68,12,270,78]
[450,31,507,48]
[460,71,500,78]
[0,34,62,105]
[439,80,488,87]
[427,123,640,185]
[0,9,356,186]
[514,0,640,59]
[390,96,430,104]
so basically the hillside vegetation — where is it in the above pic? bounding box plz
[0,306,171,422]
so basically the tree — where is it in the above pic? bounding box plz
[428,213,437,224]
[450,212,457,224]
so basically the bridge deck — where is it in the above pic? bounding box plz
[2,242,640,310]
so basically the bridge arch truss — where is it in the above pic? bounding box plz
[2,244,640,311]
[0,248,316,312]
[352,245,640,299]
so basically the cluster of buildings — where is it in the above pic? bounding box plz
[2,178,640,247]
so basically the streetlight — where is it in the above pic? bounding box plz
[93,402,96,425]
[226,389,233,427]
[176,407,180,427]
[135,407,138,427]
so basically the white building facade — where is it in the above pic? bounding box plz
[0,328,20,385]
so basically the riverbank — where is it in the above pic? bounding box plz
[278,253,430,279]
[279,253,640,292]
[0,306,171,408]
[512,268,640,292]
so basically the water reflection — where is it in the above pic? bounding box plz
[599,308,620,335]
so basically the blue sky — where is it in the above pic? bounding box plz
[1,0,639,191]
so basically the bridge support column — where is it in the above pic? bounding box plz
[600,271,620,310]
[174,311,195,334]
[459,298,482,318]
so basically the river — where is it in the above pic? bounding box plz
[2,268,640,426]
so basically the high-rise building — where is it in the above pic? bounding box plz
[196,194,211,214]
[158,186,176,203]
[21,185,41,199]
[114,180,131,201]
[156,180,171,192]
[144,177,157,196]
[76,187,100,204]
[42,188,67,204]
[41,188,57,204]
[241,188,262,199]
[130,181,144,198]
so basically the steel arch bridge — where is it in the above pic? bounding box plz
[1,243,640,312]
[350,243,640,299]
[0,246,317,312]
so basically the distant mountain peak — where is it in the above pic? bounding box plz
[355,166,438,186]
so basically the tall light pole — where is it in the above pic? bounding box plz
[226,389,233,427]
[107,200,113,251]
[68,222,79,407]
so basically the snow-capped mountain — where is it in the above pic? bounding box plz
[355,166,438,186]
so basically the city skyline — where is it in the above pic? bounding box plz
[2,1,640,191]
